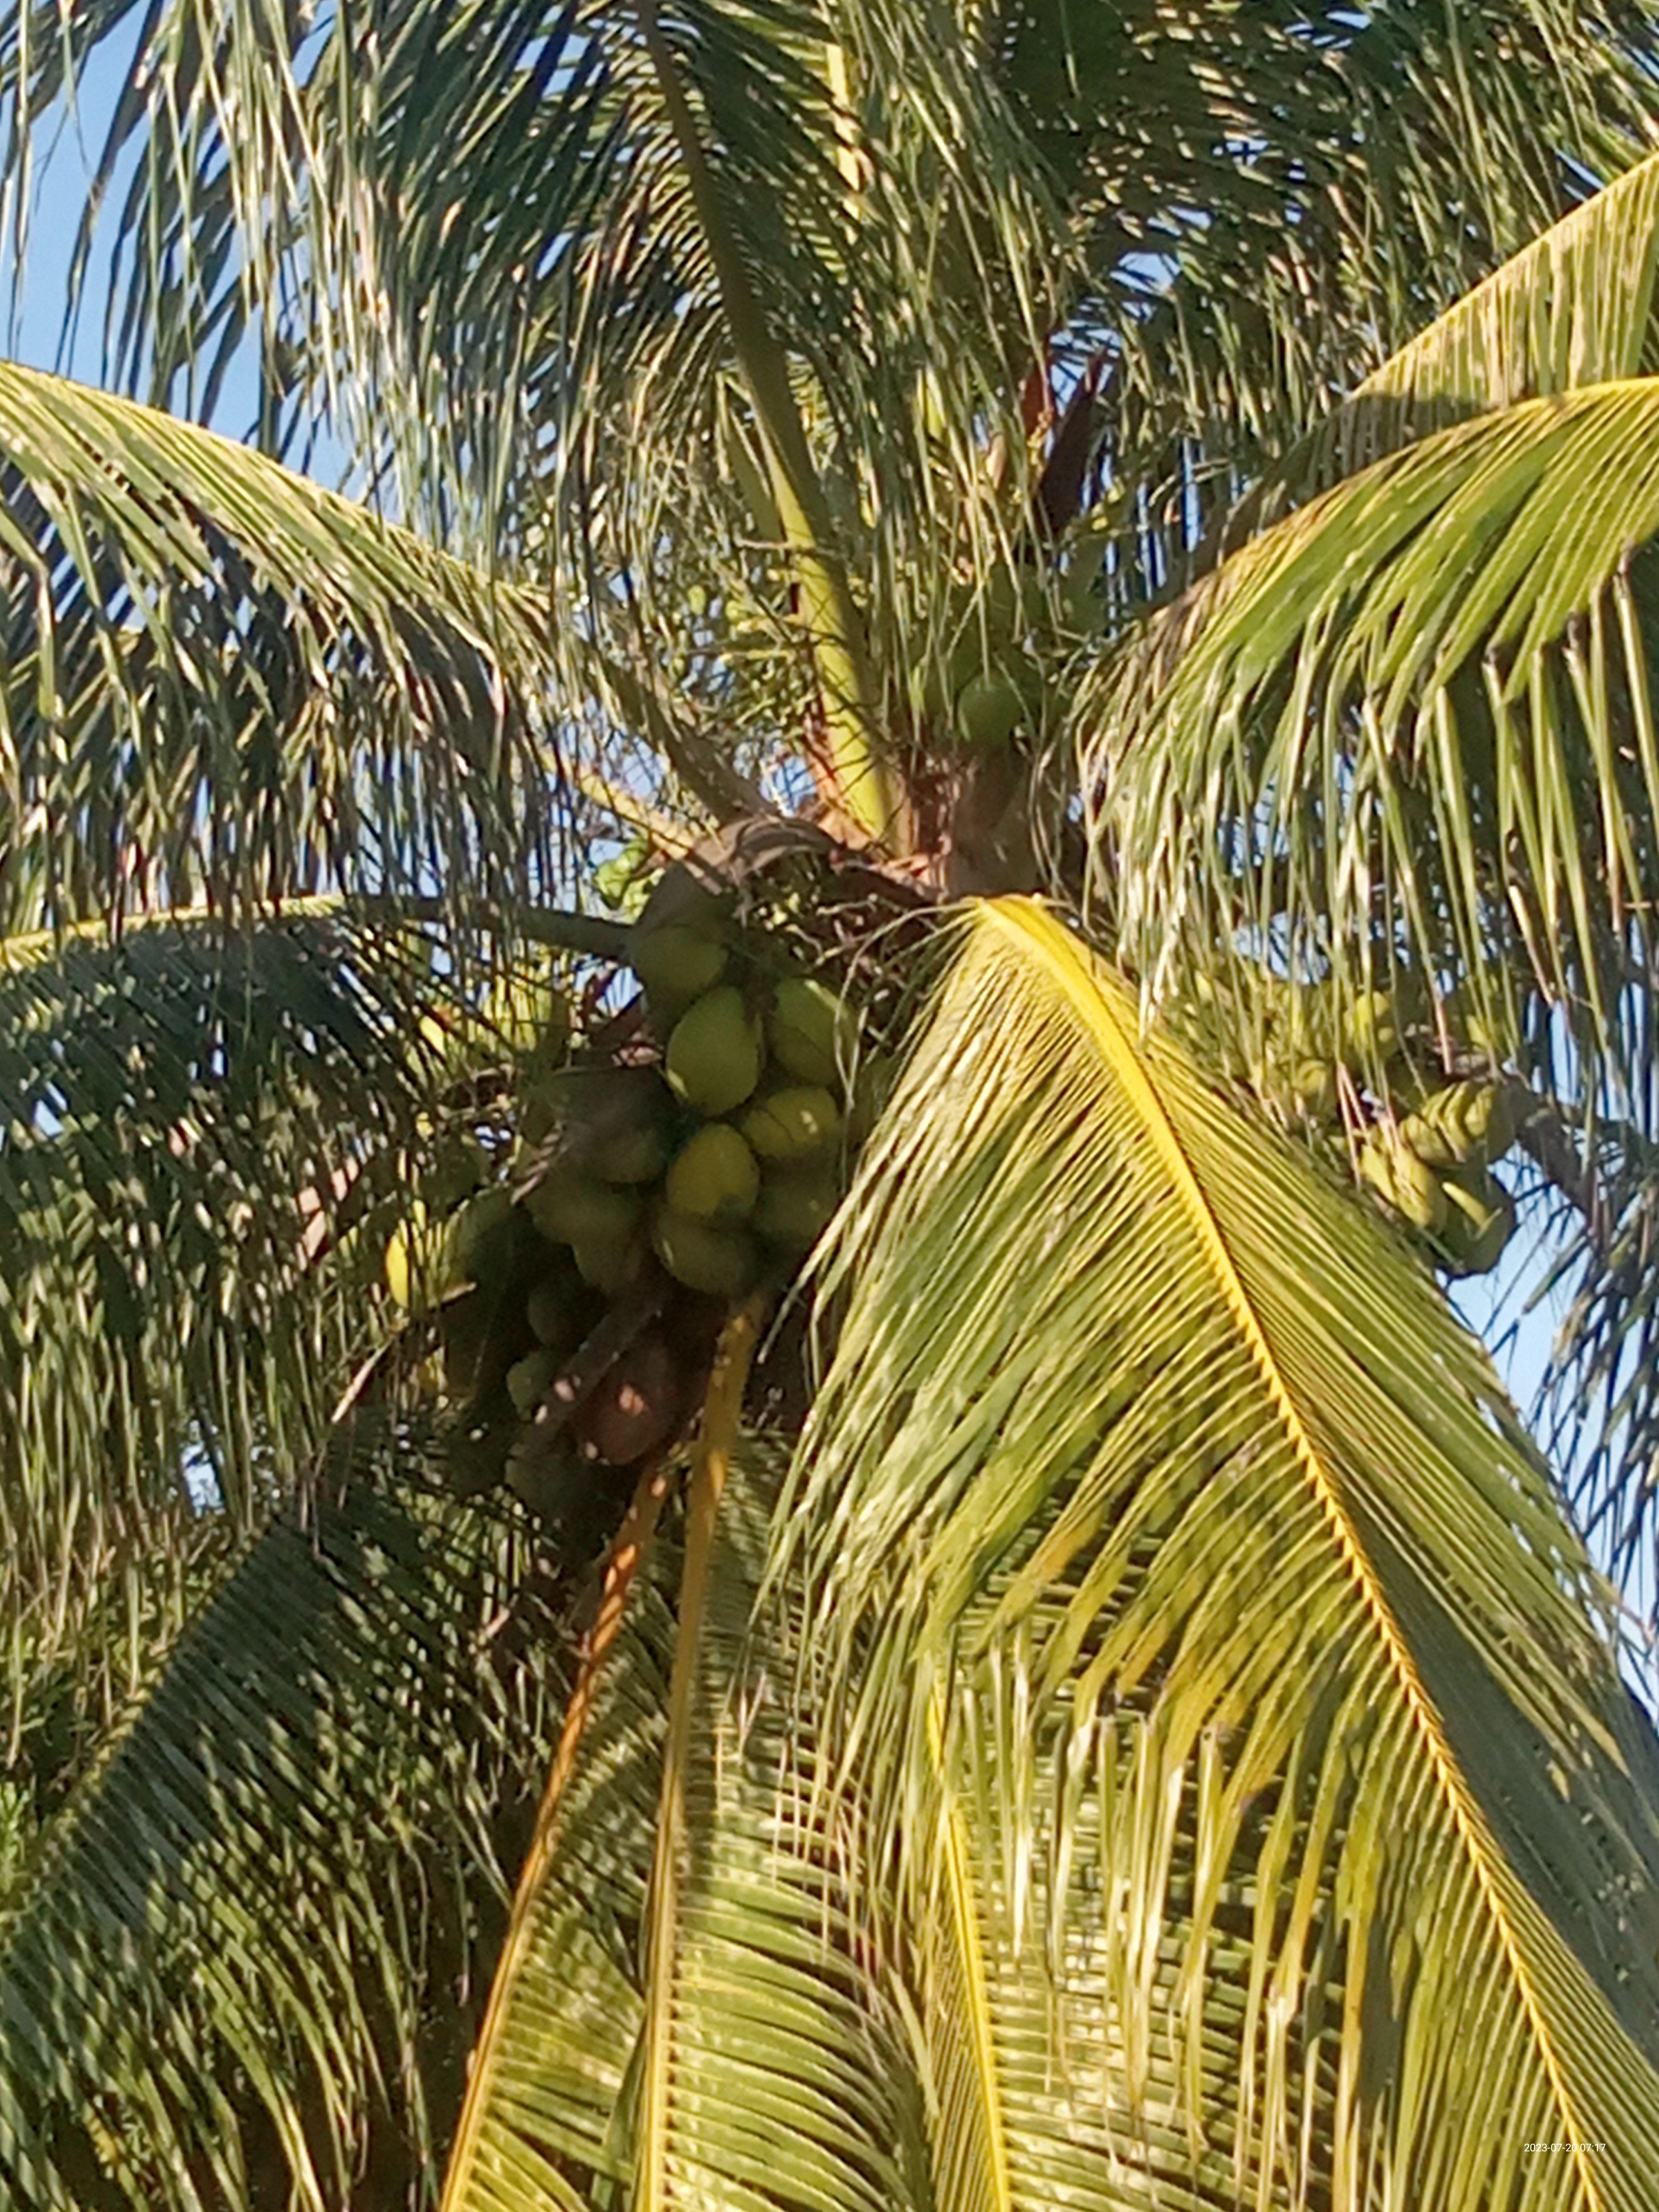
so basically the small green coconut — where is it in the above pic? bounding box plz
[954,671,1024,750]
[651,1206,759,1297]
[584,1069,676,1185]
[1435,1168,1515,1278]
[630,921,728,1008]
[1345,987,1401,1066]
[571,1226,650,1295]
[525,1174,642,1253]
[666,986,764,1115]
[506,1345,560,1418]
[767,978,856,1088]
[741,1084,842,1162]
[665,1123,761,1220]
[448,1187,518,1283]
[752,1168,840,1252]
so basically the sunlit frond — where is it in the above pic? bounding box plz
[442,1418,928,2212]
[1201,144,1659,562]
[0,363,563,931]
[1028,4,1659,605]
[778,898,1659,2210]
[1088,379,1659,1113]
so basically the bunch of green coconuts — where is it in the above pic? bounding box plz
[376,904,890,1533]
[1225,971,1523,1279]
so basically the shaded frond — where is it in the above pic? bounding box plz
[0,898,541,1755]
[1520,1119,1659,1618]
[0,1426,566,2211]
[778,896,1659,2210]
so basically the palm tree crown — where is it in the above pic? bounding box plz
[1,4,1659,2208]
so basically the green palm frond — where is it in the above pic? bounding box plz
[1024,5,1659,598]
[5,0,1062,826]
[23,4,1659,843]
[1088,378,1659,1102]
[0,363,562,930]
[0,898,540,1752]
[777,896,1659,2210]
[1522,1120,1659,1601]
[0,1425,565,2212]
[441,1418,928,2212]
[1203,144,1659,561]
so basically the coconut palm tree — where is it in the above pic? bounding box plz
[3,2,1659,2207]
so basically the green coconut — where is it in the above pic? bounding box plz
[525,1174,642,1253]
[630,921,728,1009]
[585,1070,675,1184]
[571,1226,650,1295]
[666,986,764,1115]
[1436,1168,1515,1278]
[741,1085,842,1162]
[1290,1059,1335,1119]
[651,1206,759,1297]
[767,977,856,1088]
[665,1123,761,1220]
[506,1345,560,1418]
[954,671,1024,750]
[523,1065,673,1184]
[1360,1129,1446,1233]
[752,1168,840,1252]
[448,1187,519,1283]
[517,1076,563,1148]
[1344,987,1401,1066]
[1398,1105,1460,1170]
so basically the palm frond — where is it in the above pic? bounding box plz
[0,1423,566,2212]
[3,0,1061,795]
[1021,7,1659,613]
[0,898,551,1756]
[777,896,1659,2210]
[441,1414,928,2212]
[1203,144,1659,559]
[0,363,562,931]
[1088,378,1659,1108]
[1518,1118,1659,1618]
[22,3,1659,844]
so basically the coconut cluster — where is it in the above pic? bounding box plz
[376,899,890,1543]
[1186,969,1524,1280]
[1356,1079,1520,1277]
